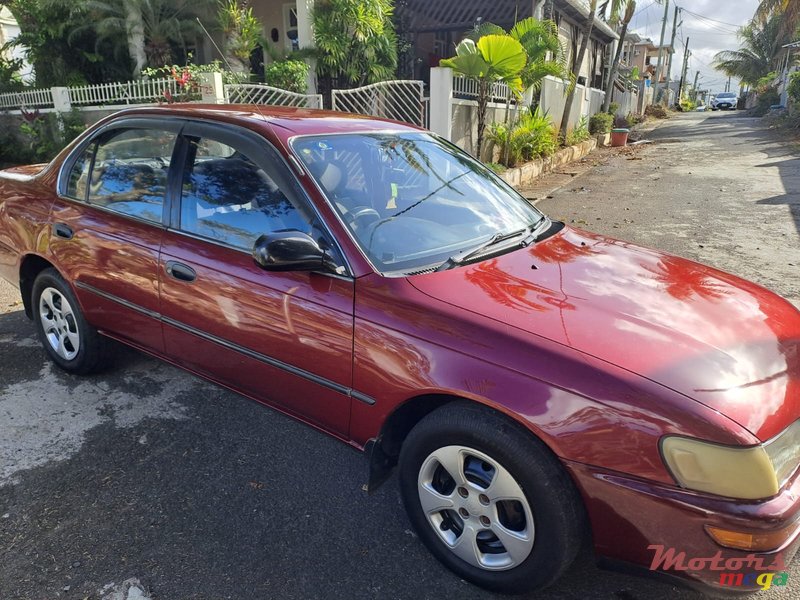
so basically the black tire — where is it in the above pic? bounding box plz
[32,268,110,374]
[399,402,586,594]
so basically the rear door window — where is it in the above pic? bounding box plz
[86,129,177,224]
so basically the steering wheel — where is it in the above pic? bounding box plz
[344,205,381,230]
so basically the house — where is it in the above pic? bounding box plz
[204,1,618,96]
[627,34,674,83]
[0,7,32,83]
[394,0,618,90]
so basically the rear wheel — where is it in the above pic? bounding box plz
[32,269,109,374]
[398,402,585,594]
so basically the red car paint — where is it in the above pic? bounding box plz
[1,105,799,592]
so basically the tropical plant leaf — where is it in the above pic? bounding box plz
[440,53,491,78]
[476,35,526,79]
[454,38,479,57]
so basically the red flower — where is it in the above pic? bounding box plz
[20,107,42,123]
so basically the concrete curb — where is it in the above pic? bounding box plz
[498,139,598,188]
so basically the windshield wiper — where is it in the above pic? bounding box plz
[436,224,539,272]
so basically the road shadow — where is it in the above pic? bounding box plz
[647,113,800,241]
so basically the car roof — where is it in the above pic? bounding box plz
[108,103,424,140]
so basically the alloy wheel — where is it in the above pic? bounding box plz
[39,287,80,361]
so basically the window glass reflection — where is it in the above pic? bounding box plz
[87,129,176,223]
[180,138,311,250]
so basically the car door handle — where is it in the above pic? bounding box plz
[165,261,196,283]
[53,223,73,240]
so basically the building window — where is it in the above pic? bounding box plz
[284,3,298,51]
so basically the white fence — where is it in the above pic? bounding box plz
[453,76,512,103]
[68,78,184,106]
[332,80,425,127]
[225,83,322,108]
[0,88,54,110]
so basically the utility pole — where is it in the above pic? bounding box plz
[677,36,690,101]
[726,76,731,92]
[653,0,670,104]
[663,5,681,106]
[692,70,700,101]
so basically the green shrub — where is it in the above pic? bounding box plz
[589,112,613,135]
[0,55,24,93]
[566,116,591,146]
[787,71,800,105]
[264,60,310,94]
[608,101,620,115]
[16,109,86,164]
[487,107,558,167]
[754,87,781,116]
[485,162,507,174]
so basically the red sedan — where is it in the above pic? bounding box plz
[0,105,798,594]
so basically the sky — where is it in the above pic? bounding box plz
[627,0,760,94]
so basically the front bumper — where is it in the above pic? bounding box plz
[566,460,800,593]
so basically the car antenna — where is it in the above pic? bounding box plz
[195,17,270,124]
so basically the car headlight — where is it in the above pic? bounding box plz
[661,420,800,500]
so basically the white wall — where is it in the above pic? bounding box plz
[539,76,605,132]
[0,8,33,83]
[451,99,527,160]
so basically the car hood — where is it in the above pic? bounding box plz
[408,226,800,441]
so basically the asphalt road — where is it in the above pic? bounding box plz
[1,111,798,600]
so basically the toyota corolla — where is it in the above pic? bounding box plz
[0,105,798,594]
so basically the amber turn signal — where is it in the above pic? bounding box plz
[705,522,800,552]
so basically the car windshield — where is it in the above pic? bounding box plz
[292,132,544,274]
[718,93,736,98]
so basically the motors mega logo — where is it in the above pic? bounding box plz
[648,545,789,591]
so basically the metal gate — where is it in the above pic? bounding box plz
[225,84,323,109]
[331,80,426,126]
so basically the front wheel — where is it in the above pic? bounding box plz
[32,268,109,374]
[398,402,585,594]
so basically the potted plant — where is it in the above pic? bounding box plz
[611,115,630,147]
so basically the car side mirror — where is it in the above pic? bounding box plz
[252,231,336,272]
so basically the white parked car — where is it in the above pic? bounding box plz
[711,92,738,111]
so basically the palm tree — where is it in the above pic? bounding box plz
[84,0,211,77]
[470,18,570,94]
[601,0,636,113]
[440,35,527,159]
[560,0,599,140]
[713,15,785,86]
[756,0,800,43]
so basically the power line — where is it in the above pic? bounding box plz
[633,0,658,19]
[680,9,745,29]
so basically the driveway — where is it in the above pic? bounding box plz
[0,111,797,599]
